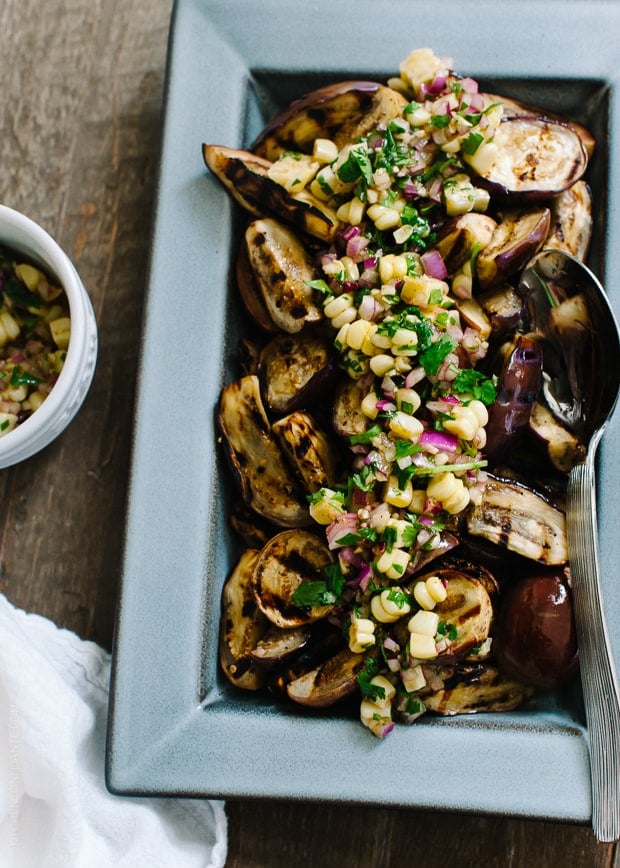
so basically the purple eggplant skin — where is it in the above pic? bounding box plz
[485,334,543,467]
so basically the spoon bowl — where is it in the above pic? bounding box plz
[519,248,620,842]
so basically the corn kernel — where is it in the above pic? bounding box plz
[442,485,470,515]
[49,316,71,350]
[408,609,440,637]
[324,293,353,320]
[346,318,373,350]
[369,354,395,376]
[401,664,427,693]
[0,310,20,343]
[384,475,414,509]
[309,489,345,525]
[370,587,411,623]
[333,323,350,349]
[400,274,449,308]
[389,411,423,442]
[395,388,421,414]
[360,698,392,735]
[0,412,18,437]
[426,575,447,603]
[408,632,438,660]
[369,675,396,703]
[348,618,376,653]
[14,263,43,291]
[390,327,418,355]
[375,546,411,580]
[408,489,427,514]
[443,405,478,440]
[367,204,401,231]
[360,391,379,419]
[331,307,357,329]
[313,138,339,163]
[413,581,436,611]
[426,471,459,502]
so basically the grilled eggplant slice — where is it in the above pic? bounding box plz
[218,375,310,528]
[219,549,269,690]
[475,207,551,288]
[251,529,334,628]
[203,144,338,241]
[252,81,407,160]
[408,568,495,662]
[286,647,367,708]
[484,92,596,159]
[249,624,311,664]
[236,243,279,334]
[420,662,534,715]
[528,400,586,474]
[332,375,372,440]
[433,212,497,275]
[466,474,568,565]
[545,180,593,261]
[245,218,323,333]
[471,117,587,198]
[259,331,337,414]
[272,411,341,493]
[485,333,543,467]
[477,282,525,338]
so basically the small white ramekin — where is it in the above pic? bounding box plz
[0,204,98,468]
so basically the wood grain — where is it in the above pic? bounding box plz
[0,2,615,865]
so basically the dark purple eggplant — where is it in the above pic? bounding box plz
[203,144,338,241]
[228,501,276,549]
[217,375,311,528]
[494,568,578,689]
[259,331,337,414]
[466,474,568,565]
[244,218,324,333]
[485,334,543,466]
[475,208,550,288]
[250,529,334,628]
[545,180,593,262]
[469,116,588,198]
[252,81,407,160]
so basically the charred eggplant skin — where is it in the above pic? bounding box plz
[485,334,543,467]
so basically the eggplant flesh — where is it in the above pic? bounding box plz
[217,375,310,528]
[251,529,334,628]
[245,218,323,333]
[545,180,593,262]
[272,411,342,493]
[286,648,367,708]
[219,549,269,690]
[466,474,568,565]
[419,662,534,716]
[475,207,550,288]
[474,117,587,197]
[259,331,337,415]
[203,144,338,241]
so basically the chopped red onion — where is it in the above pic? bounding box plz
[419,430,459,452]
[421,249,447,280]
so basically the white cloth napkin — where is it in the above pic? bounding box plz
[0,594,227,868]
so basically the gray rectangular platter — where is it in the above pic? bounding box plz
[106,0,620,822]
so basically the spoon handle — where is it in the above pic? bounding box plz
[567,438,620,842]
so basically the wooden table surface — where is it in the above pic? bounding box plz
[0,2,616,866]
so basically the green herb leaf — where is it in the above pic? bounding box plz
[452,368,498,405]
[349,424,382,445]
[357,657,384,701]
[419,335,457,377]
[461,131,484,155]
[10,366,42,387]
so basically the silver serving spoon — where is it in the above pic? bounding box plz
[520,248,620,841]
